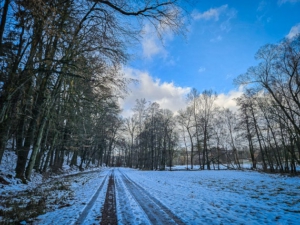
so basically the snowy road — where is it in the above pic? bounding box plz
[115,169,185,225]
[33,167,300,224]
[75,170,111,225]
[35,169,111,224]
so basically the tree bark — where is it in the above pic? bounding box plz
[25,116,48,180]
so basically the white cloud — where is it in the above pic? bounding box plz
[192,5,236,34]
[140,19,176,60]
[192,5,228,21]
[214,87,243,112]
[286,23,300,39]
[120,67,191,117]
[141,24,167,59]
[120,67,244,117]
[278,0,300,4]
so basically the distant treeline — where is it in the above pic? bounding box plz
[119,36,300,174]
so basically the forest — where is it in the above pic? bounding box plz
[1,0,299,185]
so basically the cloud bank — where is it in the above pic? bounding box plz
[120,68,191,117]
[214,87,243,112]
[120,68,243,117]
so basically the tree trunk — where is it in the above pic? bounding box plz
[0,0,10,52]
[250,106,267,170]
[25,116,48,180]
[15,115,37,180]
[0,121,9,163]
[70,150,78,167]
[187,128,194,169]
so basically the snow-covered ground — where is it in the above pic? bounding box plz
[121,168,300,224]
[0,149,107,224]
[27,168,300,224]
[1,154,300,224]
[35,169,111,225]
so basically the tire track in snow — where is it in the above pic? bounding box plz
[115,170,151,225]
[100,169,117,225]
[119,169,185,225]
[74,171,110,225]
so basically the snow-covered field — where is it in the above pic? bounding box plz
[29,169,300,224]
[121,168,300,224]
[1,162,300,224]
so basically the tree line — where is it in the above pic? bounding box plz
[0,0,185,181]
[119,36,300,174]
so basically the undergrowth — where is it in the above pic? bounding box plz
[0,181,71,224]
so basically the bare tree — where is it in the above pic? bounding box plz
[197,90,217,170]
[177,107,195,169]
[0,0,188,181]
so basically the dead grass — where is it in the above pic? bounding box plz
[0,181,71,224]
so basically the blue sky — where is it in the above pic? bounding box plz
[120,0,300,117]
